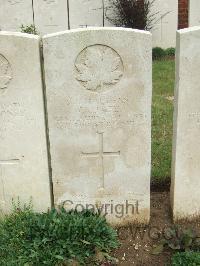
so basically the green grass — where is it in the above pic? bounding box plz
[171,252,200,266]
[152,59,175,183]
[0,206,119,265]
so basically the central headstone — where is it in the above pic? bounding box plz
[43,28,152,225]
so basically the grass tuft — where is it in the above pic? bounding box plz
[0,206,119,265]
[171,252,200,266]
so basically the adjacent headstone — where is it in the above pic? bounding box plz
[151,0,178,48]
[171,26,200,220]
[0,0,33,32]
[69,0,103,29]
[43,28,152,225]
[33,0,69,35]
[103,0,115,27]
[189,0,200,27]
[0,32,51,213]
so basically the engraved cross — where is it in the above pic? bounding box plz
[0,159,20,206]
[81,132,120,188]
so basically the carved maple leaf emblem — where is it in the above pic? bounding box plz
[75,45,123,91]
[0,55,12,90]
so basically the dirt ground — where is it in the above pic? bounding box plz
[110,189,200,266]
[112,192,173,266]
[101,188,200,266]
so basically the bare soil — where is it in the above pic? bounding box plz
[112,192,173,266]
[107,190,200,266]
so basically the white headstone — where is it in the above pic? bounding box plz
[0,0,33,32]
[43,28,152,225]
[33,0,69,35]
[189,0,200,27]
[69,0,103,29]
[151,0,178,48]
[103,0,115,27]
[0,32,51,213]
[171,26,200,220]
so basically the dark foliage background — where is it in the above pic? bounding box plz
[106,0,157,31]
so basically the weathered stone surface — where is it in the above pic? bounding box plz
[69,0,103,29]
[171,26,200,220]
[0,32,51,214]
[103,0,115,27]
[33,0,69,35]
[43,28,152,225]
[151,0,178,48]
[189,0,200,27]
[0,0,33,32]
